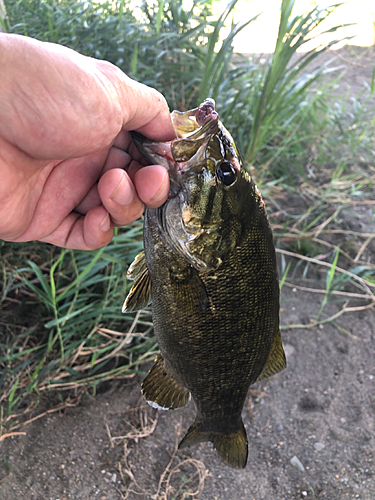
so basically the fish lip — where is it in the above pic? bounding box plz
[194,97,218,128]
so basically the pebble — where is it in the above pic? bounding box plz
[284,344,295,359]
[111,473,117,483]
[314,442,325,451]
[290,455,305,472]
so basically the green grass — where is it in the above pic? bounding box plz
[1,0,375,426]
[1,224,158,421]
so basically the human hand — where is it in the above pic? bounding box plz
[0,34,175,250]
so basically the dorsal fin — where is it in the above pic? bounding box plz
[256,328,286,382]
[141,356,191,410]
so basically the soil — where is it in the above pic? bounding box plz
[0,45,374,500]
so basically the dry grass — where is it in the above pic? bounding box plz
[104,402,209,500]
[153,423,209,500]
[266,163,375,333]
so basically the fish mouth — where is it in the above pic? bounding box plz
[129,131,175,169]
[129,98,219,195]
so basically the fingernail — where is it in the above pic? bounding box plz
[100,213,111,232]
[111,172,134,206]
[150,170,169,203]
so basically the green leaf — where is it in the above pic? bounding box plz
[56,247,105,303]
[44,303,95,328]
[327,248,340,291]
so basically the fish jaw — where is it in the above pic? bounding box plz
[129,131,174,171]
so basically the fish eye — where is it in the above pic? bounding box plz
[217,161,236,186]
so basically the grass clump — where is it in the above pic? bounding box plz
[1,226,159,421]
[1,0,375,425]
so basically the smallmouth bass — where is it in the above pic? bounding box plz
[123,98,286,469]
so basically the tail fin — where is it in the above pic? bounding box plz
[178,418,248,469]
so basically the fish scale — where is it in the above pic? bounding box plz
[123,98,286,468]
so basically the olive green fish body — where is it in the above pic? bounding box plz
[124,99,286,468]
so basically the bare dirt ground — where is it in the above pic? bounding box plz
[0,46,374,500]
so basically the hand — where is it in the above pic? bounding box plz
[0,34,175,250]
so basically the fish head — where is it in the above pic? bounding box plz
[131,98,252,272]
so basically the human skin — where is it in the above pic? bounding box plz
[0,33,175,250]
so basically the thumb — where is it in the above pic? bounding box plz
[116,74,176,141]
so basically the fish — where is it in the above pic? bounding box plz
[123,98,286,469]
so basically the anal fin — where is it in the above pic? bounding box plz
[256,328,286,382]
[141,356,190,410]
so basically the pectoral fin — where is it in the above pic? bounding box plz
[256,328,287,382]
[187,272,209,311]
[141,356,191,410]
[171,268,209,312]
[122,252,151,312]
